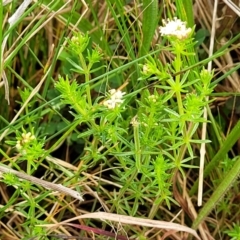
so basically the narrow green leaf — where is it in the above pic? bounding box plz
[140,0,158,56]
[176,0,194,27]
[192,157,240,229]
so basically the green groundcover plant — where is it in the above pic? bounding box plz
[1,0,240,239]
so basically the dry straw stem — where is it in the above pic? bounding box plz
[40,212,201,239]
[0,165,84,201]
[222,0,240,16]
[3,0,13,5]
[198,0,217,207]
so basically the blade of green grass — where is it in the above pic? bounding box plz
[192,156,240,229]
[139,0,158,56]
[176,0,194,27]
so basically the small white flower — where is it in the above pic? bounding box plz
[131,116,139,127]
[103,99,121,109]
[16,132,36,151]
[71,36,78,42]
[22,132,36,143]
[109,89,117,95]
[142,64,150,75]
[103,89,126,109]
[113,90,125,99]
[159,17,191,40]
[15,141,22,150]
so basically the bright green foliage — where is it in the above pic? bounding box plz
[154,155,173,208]
[225,223,240,240]
[1,0,240,239]
[54,29,214,212]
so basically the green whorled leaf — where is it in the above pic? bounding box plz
[65,57,84,73]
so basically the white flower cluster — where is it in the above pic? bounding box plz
[103,89,126,109]
[16,132,36,151]
[71,36,78,43]
[142,64,150,75]
[130,116,139,127]
[159,17,191,40]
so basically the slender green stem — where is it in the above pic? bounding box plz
[79,54,92,106]
[148,196,163,219]
[175,51,184,117]
[132,117,141,172]
[176,122,194,168]
[174,49,188,168]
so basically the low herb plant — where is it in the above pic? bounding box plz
[2,2,239,237]
[1,16,215,238]
[54,21,214,215]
